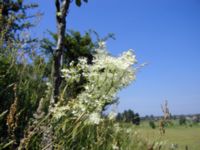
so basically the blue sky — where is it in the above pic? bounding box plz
[30,0,200,116]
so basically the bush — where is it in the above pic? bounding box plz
[179,116,186,125]
[149,120,156,129]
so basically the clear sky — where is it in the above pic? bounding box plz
[29,0,200,116]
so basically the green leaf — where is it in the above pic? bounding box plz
[17,0,23,5]
[75,0,82,7]
[0,110,8,122]
[3,141,14,149]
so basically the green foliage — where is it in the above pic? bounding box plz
[41,30,96,100]
[134,113,140,125]
[27,113,166,150]
[0,0,38,43]
[179,116,186,125]
[75,0,88,7]
[116,109,141,125]
[42,30,94,65]
[0,1,46,147]
[149,120,156,129]
[52,113,117,149]
[0,40,48,147]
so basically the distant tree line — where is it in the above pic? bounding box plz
[116,109,140,125]
[142,114,200,122]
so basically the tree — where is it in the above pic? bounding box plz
[0,0,38,46]
[116,109,140,125]
[133,113,140,125]
[42,30,94,99]
[179,116,186,125]
[51,0,89,106]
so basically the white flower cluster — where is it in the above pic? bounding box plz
[86,112,101,125]
[53,42,137,125]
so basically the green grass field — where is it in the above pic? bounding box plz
[135,121,200,150]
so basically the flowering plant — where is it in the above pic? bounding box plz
[52,42,137,124]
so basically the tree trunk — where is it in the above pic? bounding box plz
[47,1,70,149]
[51,0,70,105]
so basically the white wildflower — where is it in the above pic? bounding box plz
[114,123,121,133]
[98,41,106,49]
[46,82,52,87]
[112,144,119,150]
[87,112,101,125]
[51,105,69,120]
[58,42,138,121]
[108,111,117,120]
[126,128,132,133]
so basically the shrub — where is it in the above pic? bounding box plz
[179,116,186,125]
[149,120,156,129]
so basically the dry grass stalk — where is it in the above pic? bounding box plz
[159,100,170,135]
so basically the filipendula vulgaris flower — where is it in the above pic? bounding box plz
[53,42,137,124]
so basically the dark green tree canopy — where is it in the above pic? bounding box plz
[0,0,38,34]
[116,109,140,125]
[75,0,88,7]
[42,30,95,65]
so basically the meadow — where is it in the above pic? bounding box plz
[133,120,200,150]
